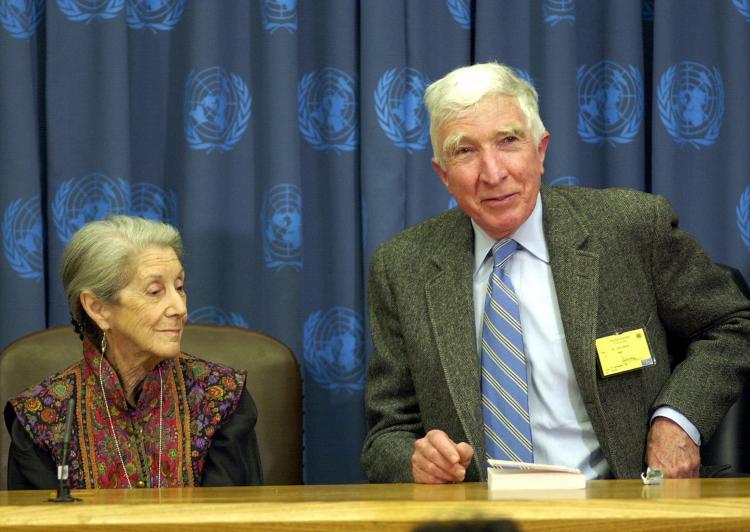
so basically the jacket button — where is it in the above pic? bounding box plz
[136,480,146,488]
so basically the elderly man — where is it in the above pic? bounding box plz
[362,62,750,483]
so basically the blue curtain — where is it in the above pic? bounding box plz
[1,0,749,483]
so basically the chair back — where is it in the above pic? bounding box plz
[0,324,302,489]
[701,265,750,472]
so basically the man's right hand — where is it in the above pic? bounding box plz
[411,429,474,483]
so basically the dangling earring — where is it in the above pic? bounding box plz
[101,332,107,356]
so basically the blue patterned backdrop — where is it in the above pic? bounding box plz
[1,0,749,483]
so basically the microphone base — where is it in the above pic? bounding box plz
[48,486,81,503]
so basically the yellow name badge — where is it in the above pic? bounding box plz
[595,328,655,377]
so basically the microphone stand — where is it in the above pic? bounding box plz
[49,397,80,503]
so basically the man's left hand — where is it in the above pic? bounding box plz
[646,416,700,478]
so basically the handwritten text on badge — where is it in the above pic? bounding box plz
[595,328,655,377]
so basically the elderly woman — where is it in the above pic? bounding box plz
[4,216,262,489]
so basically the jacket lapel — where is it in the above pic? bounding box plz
[541,187,602,416]
[424,213,485,468]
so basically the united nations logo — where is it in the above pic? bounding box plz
[56,0,123,22]
[261,183,303,271]
[577,61,643,146]
[736,187,750,252]
[189,306,249,328]
[126,0,185,31]
[184,67,252,153]
[261,0,296,33]
[657,61,724,148]
[374,67,430,152]
[0,0,44,39]
[446,0,470,29]
[304,307,365,391]
[549,175,579,187]
[543,0,575,26]
[130,182,178,224]
[2,196,43,281]
[52,174,130,243]
[298,68,358,152]
[733,0,750,24]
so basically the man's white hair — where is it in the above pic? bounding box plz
[424,62,546,168]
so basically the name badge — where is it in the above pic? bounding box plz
[595,328,655,377]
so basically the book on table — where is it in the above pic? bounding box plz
[486,459,587,490]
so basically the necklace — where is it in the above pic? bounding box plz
[98,352,163,489]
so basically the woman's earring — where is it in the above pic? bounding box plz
[101,332,107,356]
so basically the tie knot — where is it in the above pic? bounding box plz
[491,238,518,268]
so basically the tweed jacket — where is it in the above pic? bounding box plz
[362,185,750,481]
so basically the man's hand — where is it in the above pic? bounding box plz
[412,429,474,483]
[646,416,700,478]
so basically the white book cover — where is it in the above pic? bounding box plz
[487,460,587,491]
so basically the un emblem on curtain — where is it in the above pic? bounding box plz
[261,0,297,33]
[657,61,724,149]
[304,307,365,392]
[446,0,471,29]
[576,60,643,146]
[2,196,43,281]
[261,184,303,271]
[298,68,358,153]
[184,66,252,153]
[0,0,44,39]
[543,0,576,26]
[733,0,750,24]
[736,187,750,254]
[374,67,430,153]
[126,0,185,31]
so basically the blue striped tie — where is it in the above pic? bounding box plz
[481,239,533,463]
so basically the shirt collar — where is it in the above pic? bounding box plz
[472,192,549,274]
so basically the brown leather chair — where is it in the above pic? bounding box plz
[0,324,302,489]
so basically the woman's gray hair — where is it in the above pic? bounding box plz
[424,62,546,168]
[62,215,183,342]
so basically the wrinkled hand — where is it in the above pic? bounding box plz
[412,429,474,483]
[646,417,700,478]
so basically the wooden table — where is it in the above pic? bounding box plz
[1,479,750,531]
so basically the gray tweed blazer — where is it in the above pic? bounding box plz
[362,185,750,481]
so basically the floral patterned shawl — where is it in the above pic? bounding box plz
[9,340,246,488]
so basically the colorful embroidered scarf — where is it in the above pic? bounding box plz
[10,340,246,488]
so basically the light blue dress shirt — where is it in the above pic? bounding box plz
[471,193,699,479]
